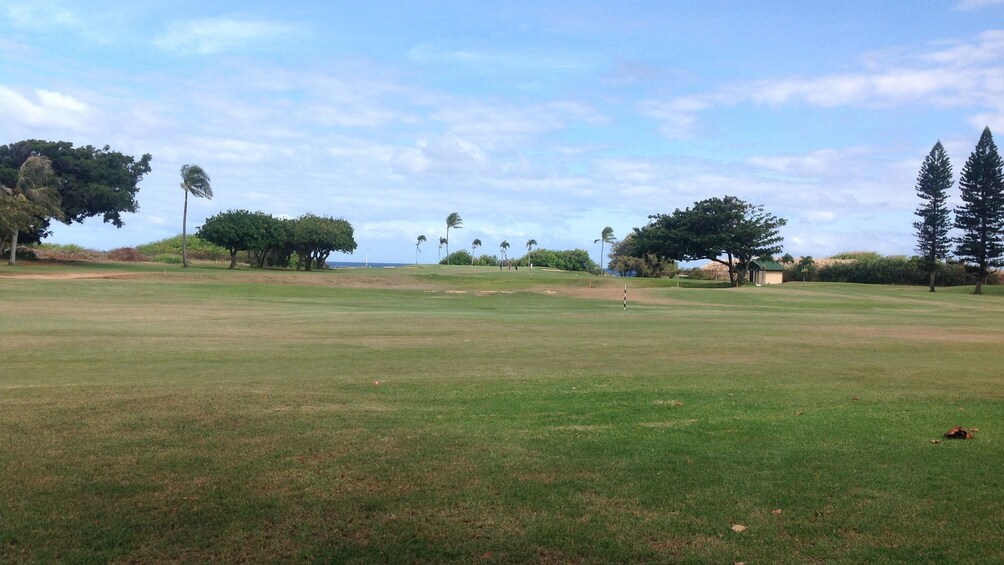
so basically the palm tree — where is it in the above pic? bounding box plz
[445,212,462,259]
[471,238,482,266]
[415,234,426,265]
[438,236,447,264]
[499,240,510,262]
[594,226,615,274]
[3,156,62,265]
[526,238,537,258]
[180,164,212,268]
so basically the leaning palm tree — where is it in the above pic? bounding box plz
[445,212,462,259]
[470,238,482,265]
[594,226,615,275]
[438,236,447,264]
[4,156,62,266]
[180,164,213,268]
[415,234,426,265]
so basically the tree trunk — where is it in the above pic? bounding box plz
[8,230,18,266]
[229,250,237,269]
[182,191,189,268]
[928,270,936,292]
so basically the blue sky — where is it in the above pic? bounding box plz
[2,1,1004,264]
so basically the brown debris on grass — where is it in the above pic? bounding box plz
[944,426,975,439]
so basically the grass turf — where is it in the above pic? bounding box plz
[1,262,1003,563]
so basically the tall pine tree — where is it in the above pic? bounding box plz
[913,141,953,292]
[955,127,1004,294]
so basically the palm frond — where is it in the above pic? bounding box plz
[181,164,213,199]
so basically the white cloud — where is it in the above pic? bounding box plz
[3,3,81,32]
[803,210,836,223]
[956,0,1004,9]
[923,30,1004,66]
[638,96,715,139]
[747,147,871,177]
[0,86,91,130]
[407,42,599,74]
[644,29,1004,137]
[154,18,296,55]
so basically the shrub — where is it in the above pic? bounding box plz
[474,254,499,266]
[36,243,86,254]
[137,235,230,261]
[514,248,596,272]
[440,250,473,265]
[106,247,149,262]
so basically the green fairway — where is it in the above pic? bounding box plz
[2,263,1003,563]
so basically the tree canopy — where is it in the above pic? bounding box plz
[0,140,152,242]
[631,196,786,287]
[607,234,677,278]
[912,141,954,292]
[289,214,357,271]
[197,210,284,269]
[954,126,1004,294]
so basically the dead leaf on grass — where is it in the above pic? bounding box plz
[944,426,973,439]
[731,524,747,533]
[930,439,942,444]
[772,509,782,516]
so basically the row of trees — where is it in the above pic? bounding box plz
[416,212,611,273]
[197,210,356,270]
[439,247,596,271]
[0,140,152,265]
[914,126,1004,294]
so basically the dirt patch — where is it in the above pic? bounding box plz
[0,271,143,280]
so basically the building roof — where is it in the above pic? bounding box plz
[751,259,785,271]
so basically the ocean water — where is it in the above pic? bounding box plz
[326,261,411,269]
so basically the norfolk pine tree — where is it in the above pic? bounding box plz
[954,127,1004,295]
[913,141,953,292]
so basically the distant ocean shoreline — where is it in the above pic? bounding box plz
[326,261,412,269]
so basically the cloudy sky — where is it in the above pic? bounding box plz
[3,1,1004,264]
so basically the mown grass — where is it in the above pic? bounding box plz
[1,263,1003,563]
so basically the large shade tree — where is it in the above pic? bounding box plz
[0,140,152,244]
[197,210,284,269]
[955,126,1004,295]
[913,141,954,292]
[632,196,786,287]
[289,214,357,271]
[2,156,62,265]
[179,164,212,268]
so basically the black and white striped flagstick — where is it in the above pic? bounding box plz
[623,284,627,310]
